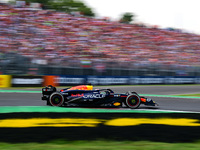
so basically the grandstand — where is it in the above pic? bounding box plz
[1,3,200,76]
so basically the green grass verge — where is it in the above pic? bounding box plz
[0,106,179,114]
[1,140,200,150]
[0,84,200,90]
[175,94,200,97]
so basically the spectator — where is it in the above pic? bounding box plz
[0,3,200,72]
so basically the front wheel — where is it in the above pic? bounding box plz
[125,94,141,109]
[49,92,64,107]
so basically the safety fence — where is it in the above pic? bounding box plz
[1,75,200,87]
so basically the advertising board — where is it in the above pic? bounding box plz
[12,76,43,87]
[0,75,11,88]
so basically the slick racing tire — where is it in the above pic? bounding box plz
[125,94,141,109]
[49,92,64,107]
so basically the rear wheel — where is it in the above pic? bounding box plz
[125,94,141,109]
[49,92,64,107]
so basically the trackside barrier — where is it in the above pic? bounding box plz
[7,75,200,87]
[43,76,58,87]
[12,76,43,87]
[0,75,11,88]
[56,76,200,86]
[11,75,58,87]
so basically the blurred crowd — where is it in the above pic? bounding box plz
[1,3,200,70]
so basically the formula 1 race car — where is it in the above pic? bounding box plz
[41,85,158,109]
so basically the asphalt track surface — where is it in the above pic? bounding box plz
[1,85,200,112]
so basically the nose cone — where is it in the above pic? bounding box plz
[145,98,158,106]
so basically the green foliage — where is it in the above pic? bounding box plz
[78,7,95,16]
[25,0,50,5]
[24,0,95,17]
[120,12,135,24]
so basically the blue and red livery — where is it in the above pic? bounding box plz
[41,85,158,109]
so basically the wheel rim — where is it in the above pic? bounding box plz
[50,94,63,106]
[127,95,140,107]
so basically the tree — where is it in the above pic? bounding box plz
[120,12,135,24]
[25,0,95,17]
[25,0,50,5]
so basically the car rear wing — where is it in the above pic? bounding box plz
[42,85,57,96]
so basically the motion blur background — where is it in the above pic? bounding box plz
[1,0,200,77]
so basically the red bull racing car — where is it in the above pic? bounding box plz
[42,85,158,109]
